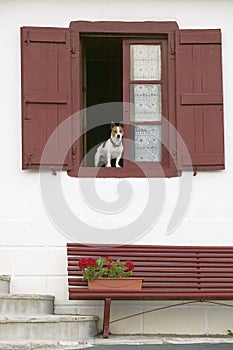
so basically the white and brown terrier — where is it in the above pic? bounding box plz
[94,122,124,167]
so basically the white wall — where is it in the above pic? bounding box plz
[0,0,233,317]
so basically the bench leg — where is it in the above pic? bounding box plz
[103,298,111,338]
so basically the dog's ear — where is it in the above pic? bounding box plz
[111,121,116,129]
[119,121,124,128]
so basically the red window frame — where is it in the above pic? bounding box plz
[68,21,178,178]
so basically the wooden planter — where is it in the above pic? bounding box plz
[88,278,143,291]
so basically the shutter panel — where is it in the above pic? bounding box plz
[21,27,72,169]
[177,29,224,170]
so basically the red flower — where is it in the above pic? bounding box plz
[105,256,113,263]
[125,260,134,271]
[87,258,96,268]
[78,257,96,269]
[78,258,88,270]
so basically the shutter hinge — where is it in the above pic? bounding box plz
[72,145,77,156]
[25,103,31,120]
[71,46,76,58]
[24,31,30,45]
[172,149,177,160]
[27,154,32,168]
[171,48,175,56]
[70,37,76,59]
[50,167,57,176]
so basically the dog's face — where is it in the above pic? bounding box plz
[111,122,124,142]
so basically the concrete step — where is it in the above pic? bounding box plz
[0,294,54,315]
[0,340,92,350]
[0,341,62,350]
[0,276,10,293]
[0,315,98,342]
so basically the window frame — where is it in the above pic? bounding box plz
[68,21,179,178]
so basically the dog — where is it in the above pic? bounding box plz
[94,122,124,167]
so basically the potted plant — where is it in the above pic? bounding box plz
[78,256,143,290]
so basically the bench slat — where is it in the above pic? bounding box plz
[69,288,233,300]
[67,243,233,251]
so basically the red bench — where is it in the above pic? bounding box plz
[67,243,233,338]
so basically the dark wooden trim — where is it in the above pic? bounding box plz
[21,26,67,43]
[103,298,111,338]
[68,31,82,174]
[68,165,179,178]
[21,26,72,170]
[182,154,224,166]
[180,29,221,44]
[70,21,179,33]
[176,28,224,171]
[181,93,223,105]
[24,92,67,104]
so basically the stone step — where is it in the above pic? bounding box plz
[0,315,98,342]
[0,294,54,315]
[0,276,10,293]
[0,341,62,350]
[0,340,92,350]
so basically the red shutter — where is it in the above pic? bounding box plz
[21,27,72,169]
[177,29,224,171]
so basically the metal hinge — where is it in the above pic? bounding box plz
[24,103,31,120]
[70,37,76,59]
[24,31,30,45]
[172,149,177,160]
[171,48,175,56]
[72,146,77,156]
[71,46,76,57]
[50,167,57,176]
[27,154,32,168]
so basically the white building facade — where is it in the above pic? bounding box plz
[1,0,233,335]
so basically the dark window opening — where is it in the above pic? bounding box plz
[82,36,123,167]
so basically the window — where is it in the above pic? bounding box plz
[124,39,168,166]
[21,22,224,177]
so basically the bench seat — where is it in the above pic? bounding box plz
[67,243,233,337]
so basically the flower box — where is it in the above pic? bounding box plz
[88,277,143,291]
[78,256,136,283]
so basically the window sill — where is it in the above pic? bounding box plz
[67,165,180,178]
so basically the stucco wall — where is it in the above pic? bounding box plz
[0,0,233,335]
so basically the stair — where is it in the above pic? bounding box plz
[0,276,10,293]
[0,294,54,315]
[0,275,98,349]
[0,341,64,350]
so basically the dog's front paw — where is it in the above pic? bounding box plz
[106,163,111,167]
[116,164,121,168]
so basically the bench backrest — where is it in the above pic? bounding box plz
[67,243,233,299]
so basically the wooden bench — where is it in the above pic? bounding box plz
[67,243,233,338]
